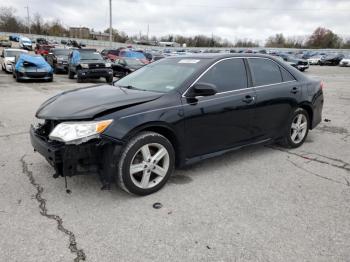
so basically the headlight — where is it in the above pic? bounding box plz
[105,62,111,67]
[49,120,113,144]
[80,63,89,69]
[18,67,26,73]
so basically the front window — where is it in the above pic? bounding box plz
[115,58,208,93]
[80,52,103,60]
[198,58,248,92]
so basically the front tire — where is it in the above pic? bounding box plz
[117,131,175,196]
[280,108,309,148]
[105,75,113,83]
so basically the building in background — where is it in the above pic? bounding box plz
[90,32,110,41]
[69,27,90,39]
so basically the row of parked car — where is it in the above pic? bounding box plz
[0,46,164,82]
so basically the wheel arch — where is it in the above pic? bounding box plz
[298,103,313,129]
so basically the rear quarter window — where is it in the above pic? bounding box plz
[280,66,296,82]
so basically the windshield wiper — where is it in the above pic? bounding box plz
[118,85,147,91]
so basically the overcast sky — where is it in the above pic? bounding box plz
[6,0,350,43]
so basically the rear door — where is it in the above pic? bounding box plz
[247,58,301,140]
[182,58,257,158]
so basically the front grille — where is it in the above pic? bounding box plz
[89,63,105,69]
[35,120,60,141]
[298,61,308,66]
[25,72,49,78]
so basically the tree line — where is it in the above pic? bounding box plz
[1,6,349,49]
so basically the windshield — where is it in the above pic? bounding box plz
[53,49,70,56]
[116,58,208,93]
[4,50,26,57]
[80,52,103,60]
[124,58,144,66]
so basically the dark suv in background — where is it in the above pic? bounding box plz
[46,48,70,73]
[67,49,113,83]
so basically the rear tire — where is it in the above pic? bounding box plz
[116,131,175,196]
[279,108,309,148]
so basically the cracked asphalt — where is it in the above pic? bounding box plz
[0,61,349,261]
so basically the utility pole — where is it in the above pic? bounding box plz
[109,0,112,45]
[24,6,31,34]
[147,24,149,40]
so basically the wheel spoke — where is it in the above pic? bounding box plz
[297,114,303,125]
[291,123,298,130]
[152,148,167,163]
[140,171,151,188]
[130,163,145,175]
[152,165,167,177]
[291,130,298,141]
[300,122,307,130]
[140,145,151,161]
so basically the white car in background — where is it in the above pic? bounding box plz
[307,55,324,65]
[19,36,33,50]
[1,48,28,73]
[339,55,350,67]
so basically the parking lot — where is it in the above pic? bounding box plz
[0,54,349,262]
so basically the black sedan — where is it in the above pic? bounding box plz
[277,53,309,71]
[319,53,344,66]
[30,54,323,195]
[112,58,145,78]
[46,48,70,73]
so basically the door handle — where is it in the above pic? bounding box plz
[291,87,299,94]
[242,95,255,104]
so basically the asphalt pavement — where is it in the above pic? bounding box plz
[0,63,349,262]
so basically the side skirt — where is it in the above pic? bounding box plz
[184,138,272,166]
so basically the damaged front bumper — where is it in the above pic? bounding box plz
[30,126,123,180]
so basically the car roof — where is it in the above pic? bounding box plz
[165,53,281,61]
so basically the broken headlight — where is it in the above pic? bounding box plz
[49,120,113,144]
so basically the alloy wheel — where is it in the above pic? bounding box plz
[290,113,308,144]
[129,143,170,189]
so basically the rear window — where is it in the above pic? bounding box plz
[248,58,282,86]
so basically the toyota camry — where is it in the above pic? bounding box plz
[30,54,324,195]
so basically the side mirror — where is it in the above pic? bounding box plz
[189,82,217,97]
[0,54,4,58]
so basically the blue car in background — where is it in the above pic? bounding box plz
[12,54,53,82]
[9,34,20,42]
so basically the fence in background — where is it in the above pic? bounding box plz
[1,31,349,53]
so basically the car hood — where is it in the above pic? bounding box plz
[36,85,163,120]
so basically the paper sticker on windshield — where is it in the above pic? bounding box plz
[178,59,200,64]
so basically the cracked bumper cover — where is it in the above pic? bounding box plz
[30,126,123,178]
